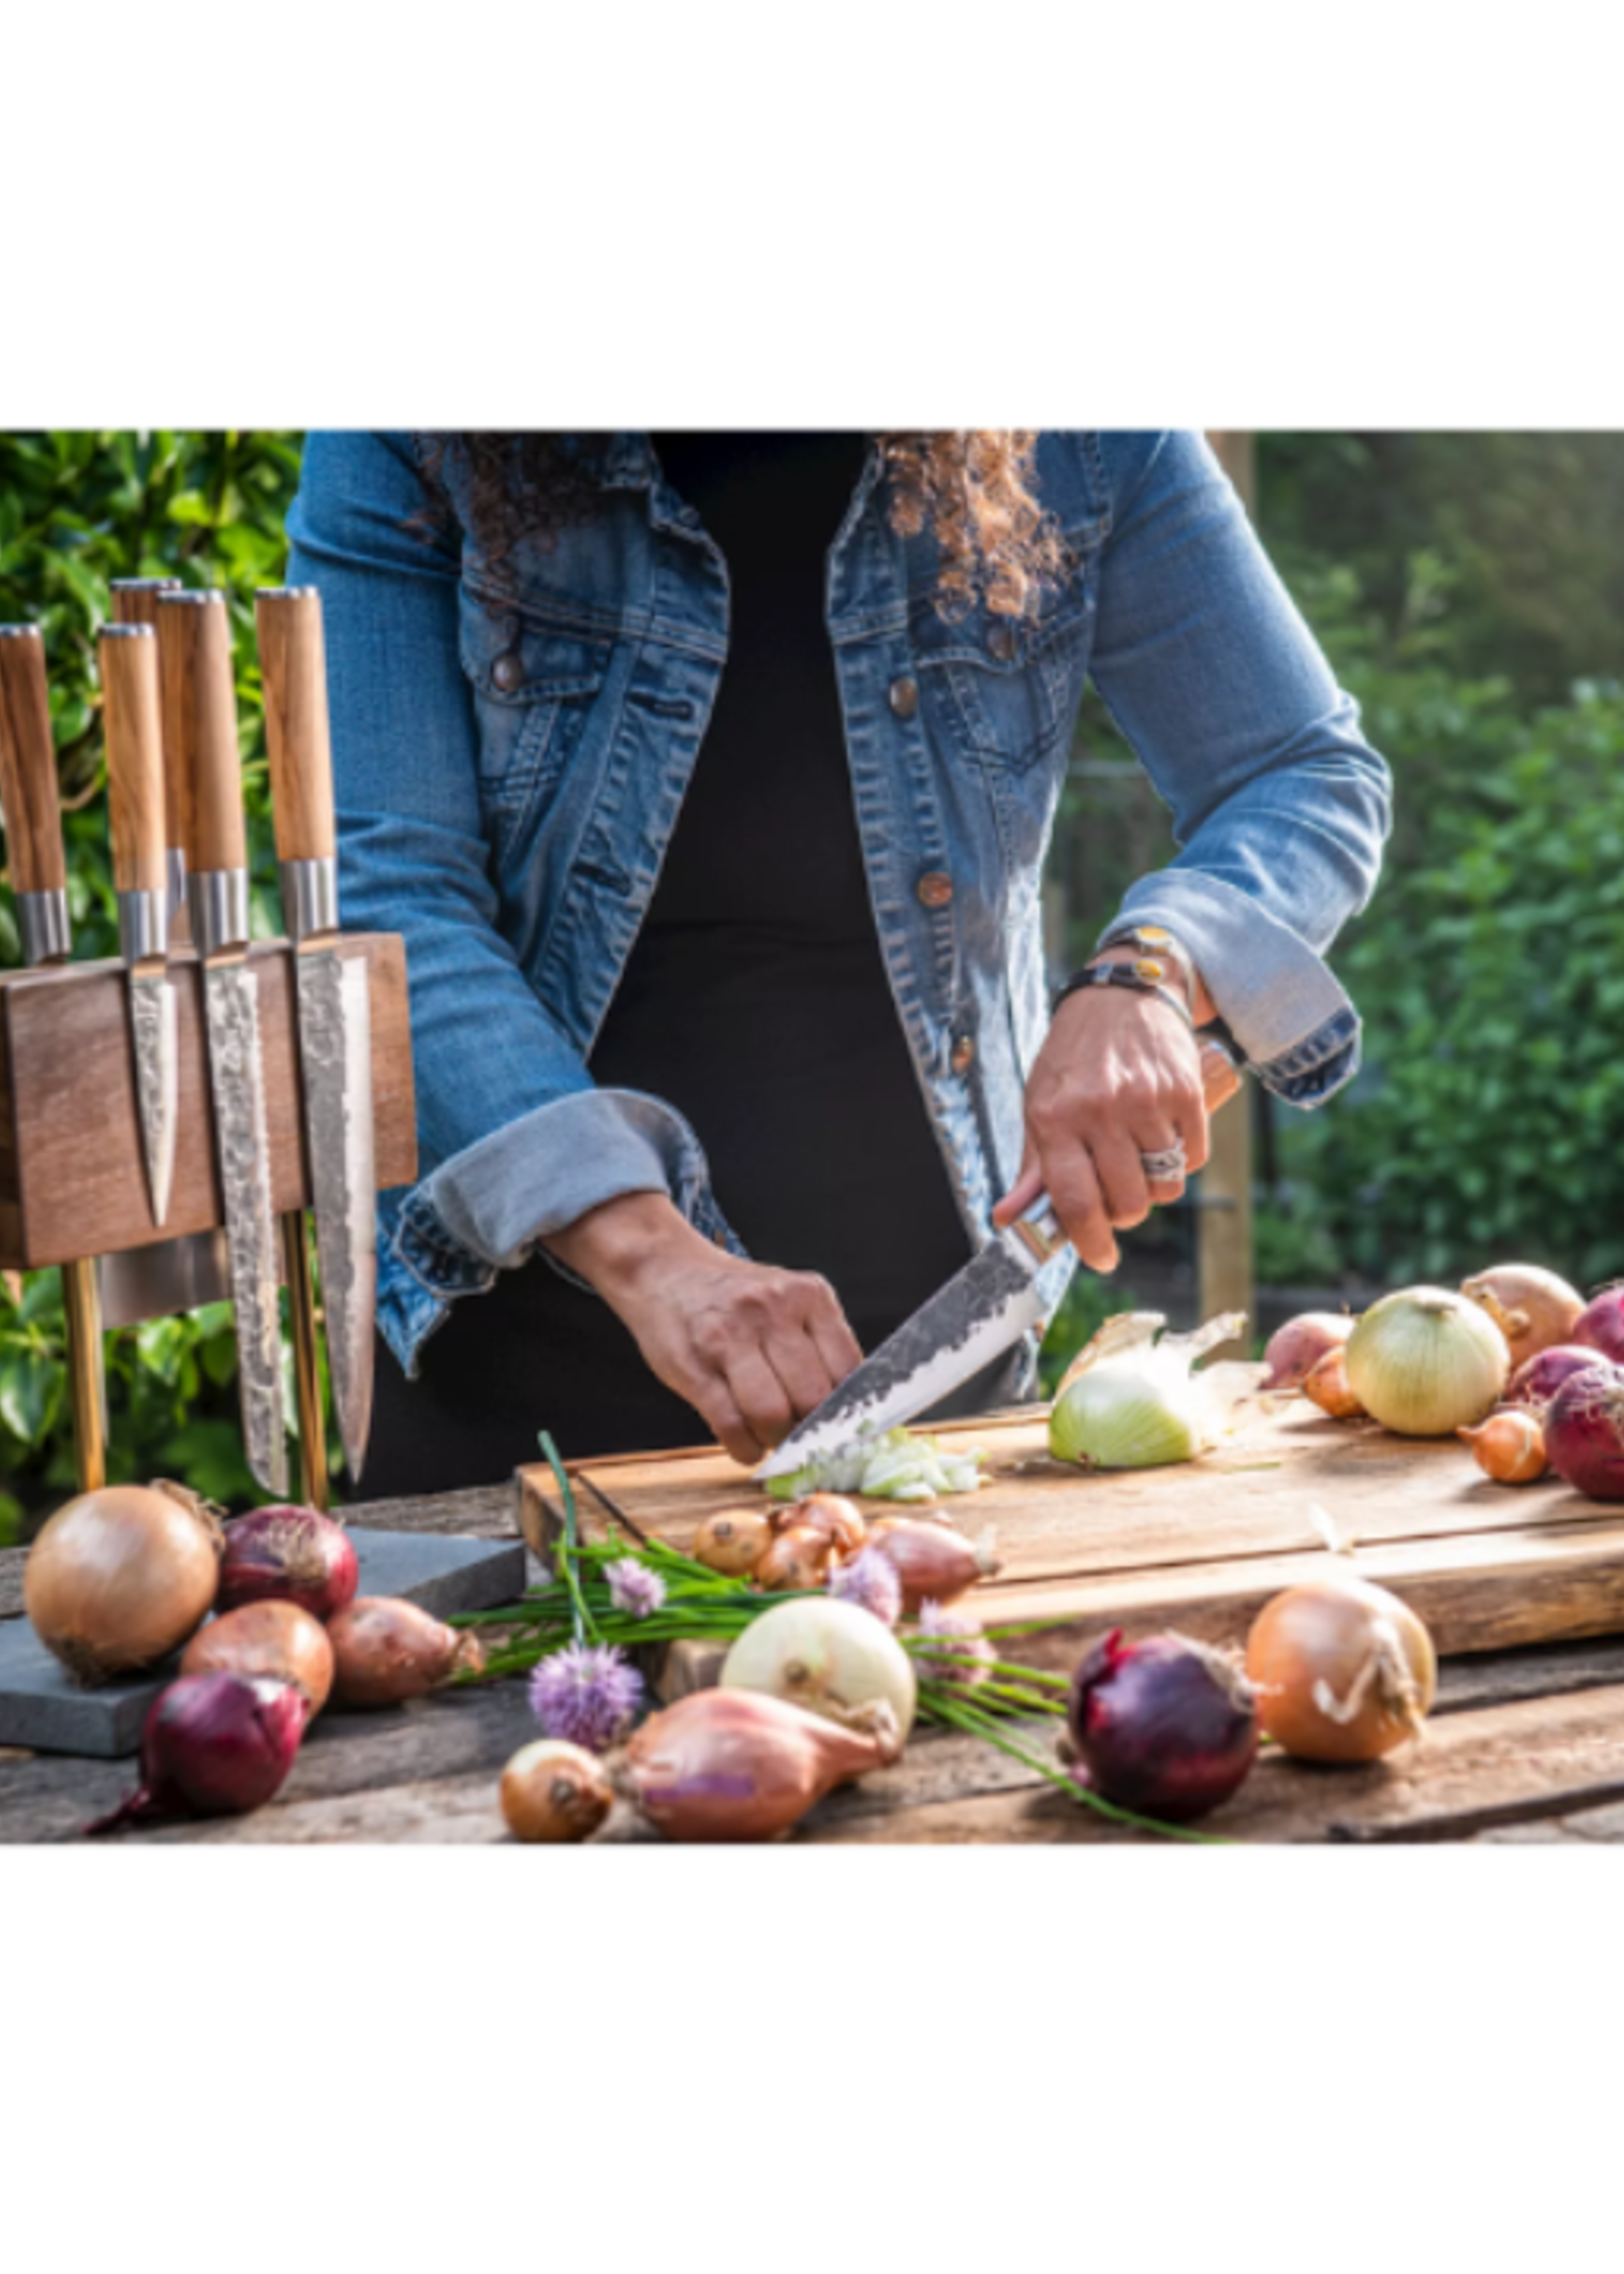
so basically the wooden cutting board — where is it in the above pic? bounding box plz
[516,1406,1624,1665]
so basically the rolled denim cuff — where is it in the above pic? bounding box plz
[419,1087,720,1268]
[1099,871,1363,1107]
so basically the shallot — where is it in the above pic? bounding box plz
[217,1503,359,1623]
[1504,1344,1609,1411]
[1573,1287,1624,1367]
[1260,1312,1354,1393]
[180,1600,335,1713]
[1303,1346,1365,1420]
[326,1598,486,1709]
[87,1671,308,1833]
[1065,1631,1257,1822]
[754,1524,838,1594]
[500,1739,614,1843]
[1542,1362,1624,1501]
[722,1594,916,1741]
[1344,1286,1509,1436]
[620,1688,895,1841]
[1244,1573,1436,1762]
[866,1517,999,1614]
[26,1482,222,1685]
[1459,1408,1548,1485]
[772,1492,866,1556]
[692,1507,773,1577]
[1461,1264,1584,1370]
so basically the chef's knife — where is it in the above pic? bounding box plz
[98,582,234,1326]
[754,1038,1244,1480]
[98,624,178,1227]
[256,585,376,1485]
[0,623,109,1485]
[164,589,289,1498]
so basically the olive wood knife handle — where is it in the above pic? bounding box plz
[257,586,335,867]
[0,625,67,899]
[100,626,168,900]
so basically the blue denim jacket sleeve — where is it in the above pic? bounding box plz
[285,433,719,1318]
[1088,433,1392,1104]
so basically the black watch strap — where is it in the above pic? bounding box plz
[1051,961,1196,1029]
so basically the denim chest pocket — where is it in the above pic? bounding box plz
[911,549,1098,775]
[458,590,612,821]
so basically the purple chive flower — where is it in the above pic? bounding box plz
[528,1643,645,1752]
[827,1545,903,1627]
[606,1557,667,1619]
[915,1600,995,1690]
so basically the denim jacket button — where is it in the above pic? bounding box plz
[951,1034,975,1073]
[492,650,525,693]
[916,870,954,909]
[987,621,1018,662]
[889,674,919,720]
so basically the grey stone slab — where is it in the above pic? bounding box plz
[0,1529,526,1760]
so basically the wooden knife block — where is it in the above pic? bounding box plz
[0,934,417,1269]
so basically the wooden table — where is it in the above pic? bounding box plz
[10,1422,1624,1845]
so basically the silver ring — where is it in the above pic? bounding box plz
[1140,1143,1188,1183]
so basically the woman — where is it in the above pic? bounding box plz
[286,432,1389,1494]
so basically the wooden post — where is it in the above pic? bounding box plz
[1197,431,1257,1349]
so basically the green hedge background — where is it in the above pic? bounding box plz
[3,430,1621,1537]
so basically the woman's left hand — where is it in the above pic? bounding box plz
[992,986,1210,1272]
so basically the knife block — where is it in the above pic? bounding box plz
[0,933,417,1497]
[0,934,415,1266]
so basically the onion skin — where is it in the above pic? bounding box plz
[1344,1286,1510,1437]
[87,1672,308,1833]
[1504,1344,1610,1412]
[1462,1265,1584,1370]
[500,1739,614,1843]
[180,1601,335,1715]
[1458,1408,1548,1485]
[326,1598,486,1709]
[1260,1312,1354,1393]
[619,1688,893,1841]
[217,1504,360,1623]
[1543,1363,1624,1501]
[692,1507,774,1578]
[771,1493,866,1556]
[1245,1575,1436,1762]
[26,1483,222,1686]
[1573,1288,1624,1367]
[1066,1631,1258,1824]
[754,1525,838,1593]
[866,1518,999,1613]
[1303,1347,1365,1421]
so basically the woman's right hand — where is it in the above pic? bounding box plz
[545,1192,864,1468]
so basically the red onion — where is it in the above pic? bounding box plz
[1260,1312,1353,1393]
[217,1504,360,1623]
[1066,1630,1258,1824]
[1543,1363,1624,1500]
[87,1672,308,1835]
[1573,1287,1624,1367]
[1504,1344,1610,1411]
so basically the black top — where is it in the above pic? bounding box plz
[366,433,973,1486]
[591,432,972,1347]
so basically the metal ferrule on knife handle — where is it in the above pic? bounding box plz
[17,890,71,967]
[164,590,289,1499]
[258,582,377,1487]
[117,889,168,964]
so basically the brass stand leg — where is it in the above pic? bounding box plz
[63,1258,107,1493]
[280,1211,328,1512]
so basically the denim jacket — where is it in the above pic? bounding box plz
[285,432,1392,1378]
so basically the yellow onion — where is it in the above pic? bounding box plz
[692,1506,773,1577]
[1459,1408,1548,1485]
[1303,1346,1365,1421]
[180,1600,335,1714]
[500,1739,614,1842]
[1461,1263,1584,1371]
[722,1595,916,1742]
[1345,1286,1510,1437]
[1245,1573,1436,1762]
[25,1483,222,1685]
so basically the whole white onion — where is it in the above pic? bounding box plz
[1345,1286,1510,1437]
[722,1597,917,1744]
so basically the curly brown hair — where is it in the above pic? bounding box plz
[415,433,1068,619]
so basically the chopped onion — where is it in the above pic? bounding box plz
[1344,1286,1510,1437]
[1049,1310,1262,1471]
[767,1428,988,1504]
[722,1596,916,1743]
